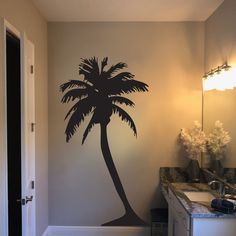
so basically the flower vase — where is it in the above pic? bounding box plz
[211,158,224,177]
[186,159,200,183]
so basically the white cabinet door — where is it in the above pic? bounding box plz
[192,218,236,236]
[168,206,174,236]
[168,189,190,236]
[174,217,189,236]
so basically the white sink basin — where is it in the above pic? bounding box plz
[183,191,215,202]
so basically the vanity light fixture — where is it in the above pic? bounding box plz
[202,62,236,91]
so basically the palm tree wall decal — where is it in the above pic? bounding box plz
[60,57,148,226]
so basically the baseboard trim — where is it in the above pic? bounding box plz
[42,226,150,236]
[42,227,49,236]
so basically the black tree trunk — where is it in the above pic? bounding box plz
[100,123,147,226]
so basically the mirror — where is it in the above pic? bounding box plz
[203,87,236,183]
[201,0,236,184]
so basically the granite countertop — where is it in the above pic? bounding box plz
[160,167,236,218]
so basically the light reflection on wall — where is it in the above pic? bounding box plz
[203,87,236,168]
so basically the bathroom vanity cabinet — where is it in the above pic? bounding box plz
[168,188,189,236]
[167,187,236,236]
[160,168,236,236]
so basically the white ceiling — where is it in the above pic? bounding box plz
[32,0,224,22]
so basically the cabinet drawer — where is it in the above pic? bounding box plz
[169,188,190,230]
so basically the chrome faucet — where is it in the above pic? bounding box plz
[208,180,226,197]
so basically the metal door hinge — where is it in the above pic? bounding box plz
[31,180,35,189]
[31,123,36,132]
[30,65,34,74]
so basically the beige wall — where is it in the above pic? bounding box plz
[0,0,48,235]
[1,0,233,230]
[205,0,236,70]
[48,22,204,225]
[205,0,236,167]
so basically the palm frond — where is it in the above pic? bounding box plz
[106,79,149,96]
[105,62,127,77]
[60,80,89,92]
[64,102,78,120]
[61,57,148,143]
[110,96,135,107]
[112,104,137,136]
[82,114,96,144]
[65,98,94,142]
[79,57,100,83]
[61,88,89,103]
[101,57,108,72]
[110,72,134,80]
[64,96,94,120]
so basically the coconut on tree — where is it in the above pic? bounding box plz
[60,57,148,226]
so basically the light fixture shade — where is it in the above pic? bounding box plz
[203,75,215,91]
[202,64,236,91]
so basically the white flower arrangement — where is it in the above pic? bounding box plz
[179,121,206,160]
[206,120,231,160]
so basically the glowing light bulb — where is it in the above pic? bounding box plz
[203,75,216,91]
[228,67,236,88]
[203,65,236,91]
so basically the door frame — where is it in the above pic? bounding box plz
[0,18,36,236]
